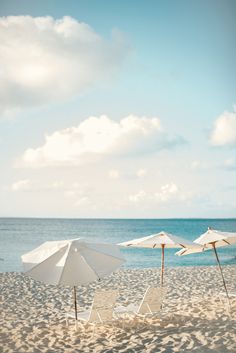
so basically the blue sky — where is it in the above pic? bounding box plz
[0,0,235,218]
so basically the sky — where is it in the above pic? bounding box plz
[0,0,235,218]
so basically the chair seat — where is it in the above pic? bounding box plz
[77,309,91,321]
[115,303,139,316]
[66,290,118,329]
[66,311,76,319]
[66,309,90,321]
[114,304,139,324]
[115,287,166,319]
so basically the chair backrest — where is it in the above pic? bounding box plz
[88,289,118,323]
[137,286,167,315]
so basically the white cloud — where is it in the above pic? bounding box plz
[11,179,32,191]
[136,168,147,177]
[63,182,91,208]
[128,183,192,205]
[50,181,64,189]
[19,114,184,167]
[108,169,120,179]
[64,182,89,198]
[209,107,236,146]
[0,15,128,113]
[154,183,179,202]
[74,197,89,207]
[10,178,92,209]
[129,190,146,203]
[11,179,64,192]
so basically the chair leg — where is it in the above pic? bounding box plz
[226,302,231,318]
[92,324,96,338]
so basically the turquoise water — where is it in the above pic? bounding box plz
[0,218,236,272]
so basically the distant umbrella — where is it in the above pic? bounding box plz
[176,228,236,302]
[22,238,125,320]
[119,231,199,286]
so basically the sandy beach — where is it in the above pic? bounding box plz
[1,265,236,353]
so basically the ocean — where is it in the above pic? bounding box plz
[0,218,236,272]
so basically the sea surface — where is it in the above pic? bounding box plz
[0,218,236,273]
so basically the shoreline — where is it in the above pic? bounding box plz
[1,265,236,352]
[2,258,236,274]
[1,261,236,274]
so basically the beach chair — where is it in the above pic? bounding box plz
[66,289,118,333]
[114,286,167,327]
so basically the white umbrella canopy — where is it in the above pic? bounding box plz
[195,228,236,249]
[119,231,198,248]
[176,246,205,256]
[176,228,236,302]
[22,238,125,319]
[176,228,236,256]
[119,231,199,285]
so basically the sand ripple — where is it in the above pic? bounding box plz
[0,265,236,352]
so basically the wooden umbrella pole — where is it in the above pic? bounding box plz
[161,244,165,287]
[212,243,230,305]
[73,286,78,320]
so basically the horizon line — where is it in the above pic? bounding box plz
[0,216,236,220]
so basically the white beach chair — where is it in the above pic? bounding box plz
[114,286,167,327]
[66,289,118,333]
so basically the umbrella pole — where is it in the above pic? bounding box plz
[212,243,230,305]
[73,286,78,320]
[161,244,165,287]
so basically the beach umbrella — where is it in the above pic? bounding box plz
[119,231,199,286]
[22,238,125,320]
[176,228,236,301]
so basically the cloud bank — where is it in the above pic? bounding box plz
[128,183,187,204]
[19,115,185,167]
[0,15,127,113]
[210,107,236,147]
